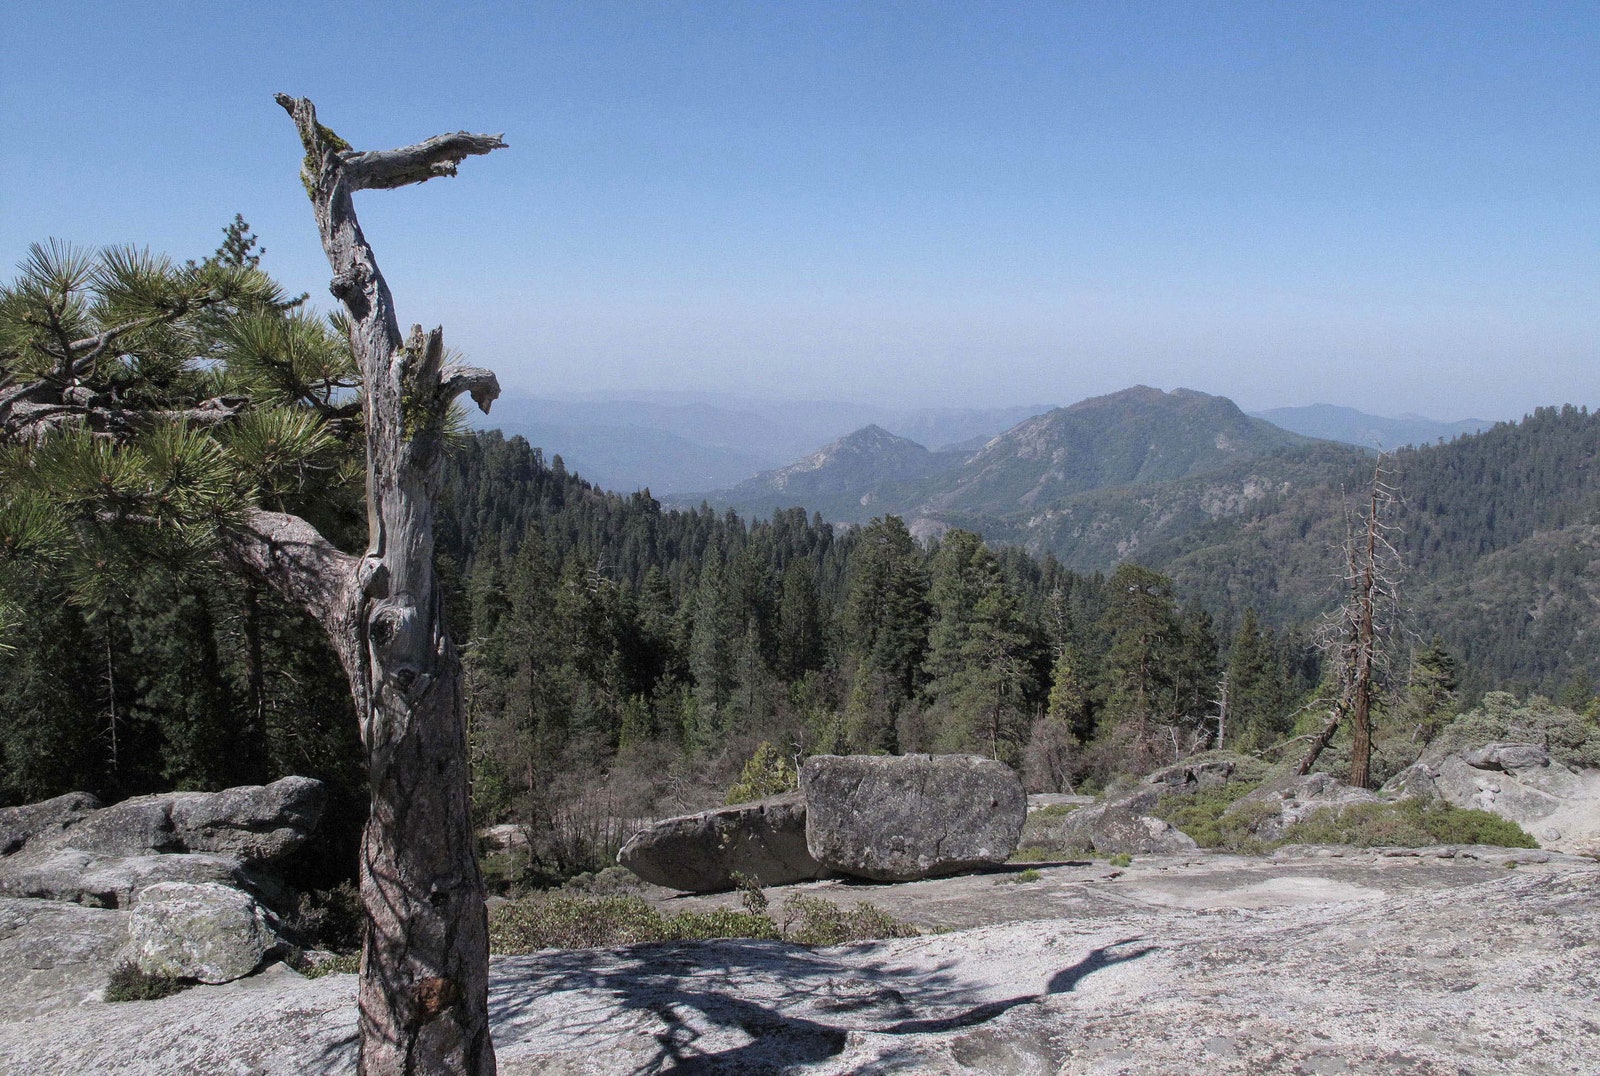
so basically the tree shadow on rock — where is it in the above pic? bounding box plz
[487,935,1153,1074]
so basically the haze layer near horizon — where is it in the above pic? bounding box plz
[2,2,1595,419]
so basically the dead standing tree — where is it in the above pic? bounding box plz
[1298,457,1402,788]
[256,95,506,1075]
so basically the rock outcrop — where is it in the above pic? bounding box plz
[1384,741,1600,857]
[0,792,104,858]
[1037,758,1254,855]
[1048,800,1199,855]
[0,777,325,908]
[128,882,282,984]
[6,855,1599,1074]
[55,777,326,862]
[0,779,325,988]
[0,849,253,910]
[1225,772,1384,843]
[617,793,821,893]
[801,754,1026,881]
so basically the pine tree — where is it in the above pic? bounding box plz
[0,97,509,1075]
[1045,646,1088,733]
[1394,637,1459,741]
[1097,563,1183,763]
[1226,608,1287,748]
[776,558,825,680]
[922,530,1036,760]
[688,559,737,747]
[841,516,929,710]
[215,214,264,269]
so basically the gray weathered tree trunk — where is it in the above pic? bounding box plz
[1298,460,1397,787]
[243,94,507,1076]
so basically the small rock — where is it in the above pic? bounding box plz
[618,792,820,893]
[801,754,1026,882]
[1462,742,1551,773]
[128,882,281,984]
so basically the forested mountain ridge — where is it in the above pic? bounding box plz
[1150,404,1600,696]
[1250,404,1491,449]
[955,440,1369,572]
[711,425,967,523]
[708,386,1344,562]
[479,393,1050,495]
[922,385,1314,517]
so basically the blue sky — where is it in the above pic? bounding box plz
[3,2,1595,418]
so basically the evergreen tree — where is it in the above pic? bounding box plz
[1393,637,1460,741]
[1226,608,1287,748]
[841,516,929,708]
[1097,563,1183,757]
[1045,646,1089,736]
[776,558,826,680]
[922,530,1036,760]
[687,559,738,747]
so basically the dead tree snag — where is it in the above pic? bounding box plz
[272,93,506,1076]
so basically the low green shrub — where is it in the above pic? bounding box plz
[994,868,1042,885]
[104,962,189,1002]
[725,741,798,805]
[300,951,361,979]
[1008,845,1062,863]
[1282,798,1538,849]
[561,865,644,897]
[1107,853,1132,867]
[490,894,688,952]
[779,895,920,945]
[1431,693,1600,770]
[488,888,919,954]
[1150,778,1271,853]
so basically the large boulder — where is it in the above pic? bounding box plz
[1048,800,1198,855]
[618,792,821,893]
[1142,756,1245,797]
[0,777,326,909]
[66,777,326,862]
[1383,741,1600,856]
[127,882,282,984]
[0,793,103,858]
[0,849,251,909]
[801,754,1025,882]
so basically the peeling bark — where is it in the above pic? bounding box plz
[274,93,504,1076]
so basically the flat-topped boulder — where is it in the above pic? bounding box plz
[801,754,1026,882]
[618,792,821,893]
[0,849,252,909]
